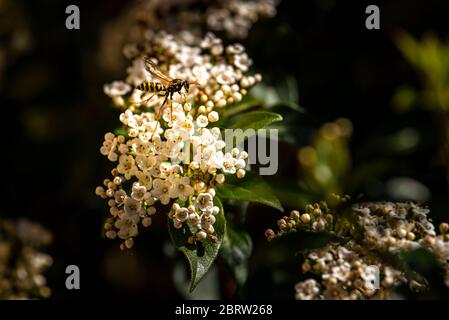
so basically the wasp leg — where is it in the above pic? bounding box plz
[137,93,158,107]
[170,92,174,122]
[151,93,169,140]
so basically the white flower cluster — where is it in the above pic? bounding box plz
[99,0,280,65]
[353,202,436,251]
[296,243,403,300]
[98,32,257,248]
[116,31,262,117]
[98,0,279,85]
[206,0,279,38]
[171,192,220,242]
[353,202,449,287]
[294,279,321,300]
[0,219,53,299]
[266,198,449,299]
[96,118,248,248]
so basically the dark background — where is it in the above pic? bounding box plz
[1,0,449,299]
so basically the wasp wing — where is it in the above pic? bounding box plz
[143,57,173,84]
[188,80,200,87]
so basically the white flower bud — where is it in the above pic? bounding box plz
[214,90,224,101]
[105,132,115,141]
[106,189,114,197]
[144,192,155,205]
[183,103,192,112]
[113,176,122,185]
[114,96,125,107]
[235,159,246,169]
[236,169,246,179]
[301,213,311,223]
[215,140,226,149]
[240,151,249,159]
[196,115,209,128]
[129,128,139,137]
[95,186,105,196]
[106,230,117,239]
[108,153,118,162]
[407,232,415,241]
[205,99,213,108]
[215,174,225,184]
[440,223,449,234]
[208,166,217,174]
[147,206,156,215]
[118,144,128,154]
[110,207,119,216]
[142,217,152,227]
[196,231,207,241]
[208,111,219,122]
[290,210,300,220]
[195,181,206,191]
[397,228,407,238]
[173,220,183,229]
[241,77,250,88]
[117,135,125,143]
[265,229,275,240]
[249,76,256,86]
[125,238,134,249]
[207,188,216,197]
[206,225,215,234]
[222,85,231,94]
[233,92,242,102]
[387,237,396,246]
[208,215,216,225]
[198,105,206,114]
[216,99,227,108]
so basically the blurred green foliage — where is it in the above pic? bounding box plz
[393,32,449,112]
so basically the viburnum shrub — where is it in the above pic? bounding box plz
[96,27,284,290]
[265,195,449,299]
[94,0,449,298]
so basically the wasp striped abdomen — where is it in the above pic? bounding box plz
[137,82,166,92]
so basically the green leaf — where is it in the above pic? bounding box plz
[221,96,263,119]
[221,110,283,152]
[269,179,316,209]
[220,222,253,287]
[216,172,284,212]
[168,197,226,292]
[113,127,129,138]
[229,110,283,132]
[251,76,304,112]
[276,76,300,108]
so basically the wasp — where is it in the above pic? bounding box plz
[136,57,198,130]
